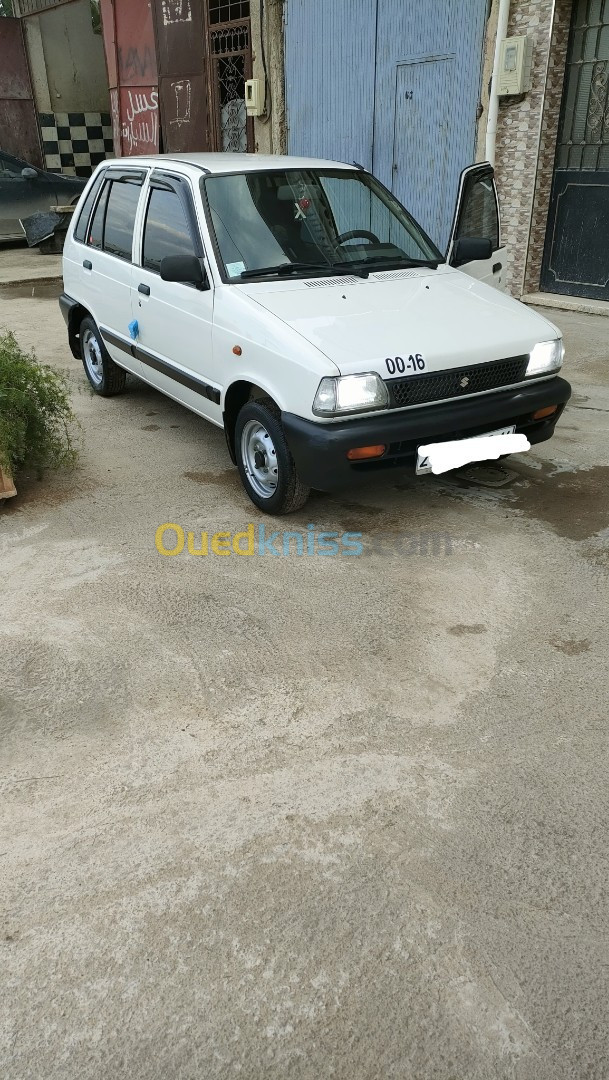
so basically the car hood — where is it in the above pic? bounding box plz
[239,266,561,377]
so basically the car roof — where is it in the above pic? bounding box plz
[100,152,357,174]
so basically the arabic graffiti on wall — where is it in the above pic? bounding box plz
[162,0,192,25]
[119,86,159,154]
[170,80,192,126]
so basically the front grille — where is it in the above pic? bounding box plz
[387,355,529,409]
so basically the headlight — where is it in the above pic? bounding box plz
[526,339,564,377]
[313,373,389,416]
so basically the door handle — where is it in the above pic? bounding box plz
[493,262,502,274]
[138,283,151,296]
[83,259,92,270]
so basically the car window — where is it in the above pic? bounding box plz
[74,172,105,243]
[142,188,197,274]
[455,173,500,251]
[0,154,25,179]
[85,176,143,258]
[87,180,110,249]
[103,181,142,261]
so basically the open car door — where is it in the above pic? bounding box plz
[446,162,508,291]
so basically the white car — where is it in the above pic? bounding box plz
[60,153,570,514]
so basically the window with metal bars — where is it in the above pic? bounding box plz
[209,16,251,152]
[555,0,609,171]
[208,0,250,24]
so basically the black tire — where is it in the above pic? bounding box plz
[235,399,310,515]
[79,316,126,396]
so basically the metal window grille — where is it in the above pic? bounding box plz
[208,0,250,25]
[556,0,609,171]
[209,21,250,151]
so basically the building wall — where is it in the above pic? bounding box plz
[100,0,160,158]
[523,0,572,293]
[35,0,109,112]
[491,0,572,296]
[21,0,113,174]
[250,0,286,154]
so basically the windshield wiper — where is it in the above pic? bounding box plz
[332,256,442,274]
[239,261,368,280]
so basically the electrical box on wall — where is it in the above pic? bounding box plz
[245,78,265,117]
[497,35,533,95]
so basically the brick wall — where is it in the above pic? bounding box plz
[494,0,573,296]
[523,0,573,293]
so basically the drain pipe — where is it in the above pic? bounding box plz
[485,0,511,165]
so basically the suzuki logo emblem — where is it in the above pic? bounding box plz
[459,376,470,388]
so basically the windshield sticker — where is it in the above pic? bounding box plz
[385,355,426,375]
[227,261,246,278]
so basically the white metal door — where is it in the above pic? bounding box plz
[83,170,145,375]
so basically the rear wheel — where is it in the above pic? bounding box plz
[235,400,310,515]
[80,317,126,396]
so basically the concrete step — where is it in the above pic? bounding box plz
[522,291,609,318]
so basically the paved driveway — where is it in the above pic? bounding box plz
[1,290,608,1079]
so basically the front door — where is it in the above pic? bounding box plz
[0,153,52,239]
[541,0,609,300]
[132,171,220,424]
[446,162,507,291]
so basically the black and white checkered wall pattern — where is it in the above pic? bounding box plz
[39,112,114,177]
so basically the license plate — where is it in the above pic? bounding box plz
[416,425,517,475]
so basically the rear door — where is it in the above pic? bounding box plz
[79,167,147,376]
[131,171,219,424]
[446,162,507,291]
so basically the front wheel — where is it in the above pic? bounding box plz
[235,400,310,515]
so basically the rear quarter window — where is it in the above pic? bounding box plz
[87,180,110,249]
[74,172,105,243]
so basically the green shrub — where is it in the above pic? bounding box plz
[0,329,78,476]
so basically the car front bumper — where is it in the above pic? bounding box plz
[282,376,572,490]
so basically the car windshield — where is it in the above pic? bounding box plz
[202,168,443,280]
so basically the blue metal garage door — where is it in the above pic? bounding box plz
[285,0,488,250]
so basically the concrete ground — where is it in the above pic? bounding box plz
[0,242,62,291]
[1,286,608,1080]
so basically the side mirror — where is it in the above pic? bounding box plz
[21,167,38,180]
[160,254,209,289]
[452,236,493,267]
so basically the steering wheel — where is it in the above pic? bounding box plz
[336,229,381,245]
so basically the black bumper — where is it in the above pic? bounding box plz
[59,292,82,358]
[282,376,572,491]
[59,291,78,327]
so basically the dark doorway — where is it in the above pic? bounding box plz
[541,0,609,299]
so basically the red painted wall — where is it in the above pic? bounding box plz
[100,0,159,156]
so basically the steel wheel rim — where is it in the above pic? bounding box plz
[82,328,103,385]
[241,420,279,499]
